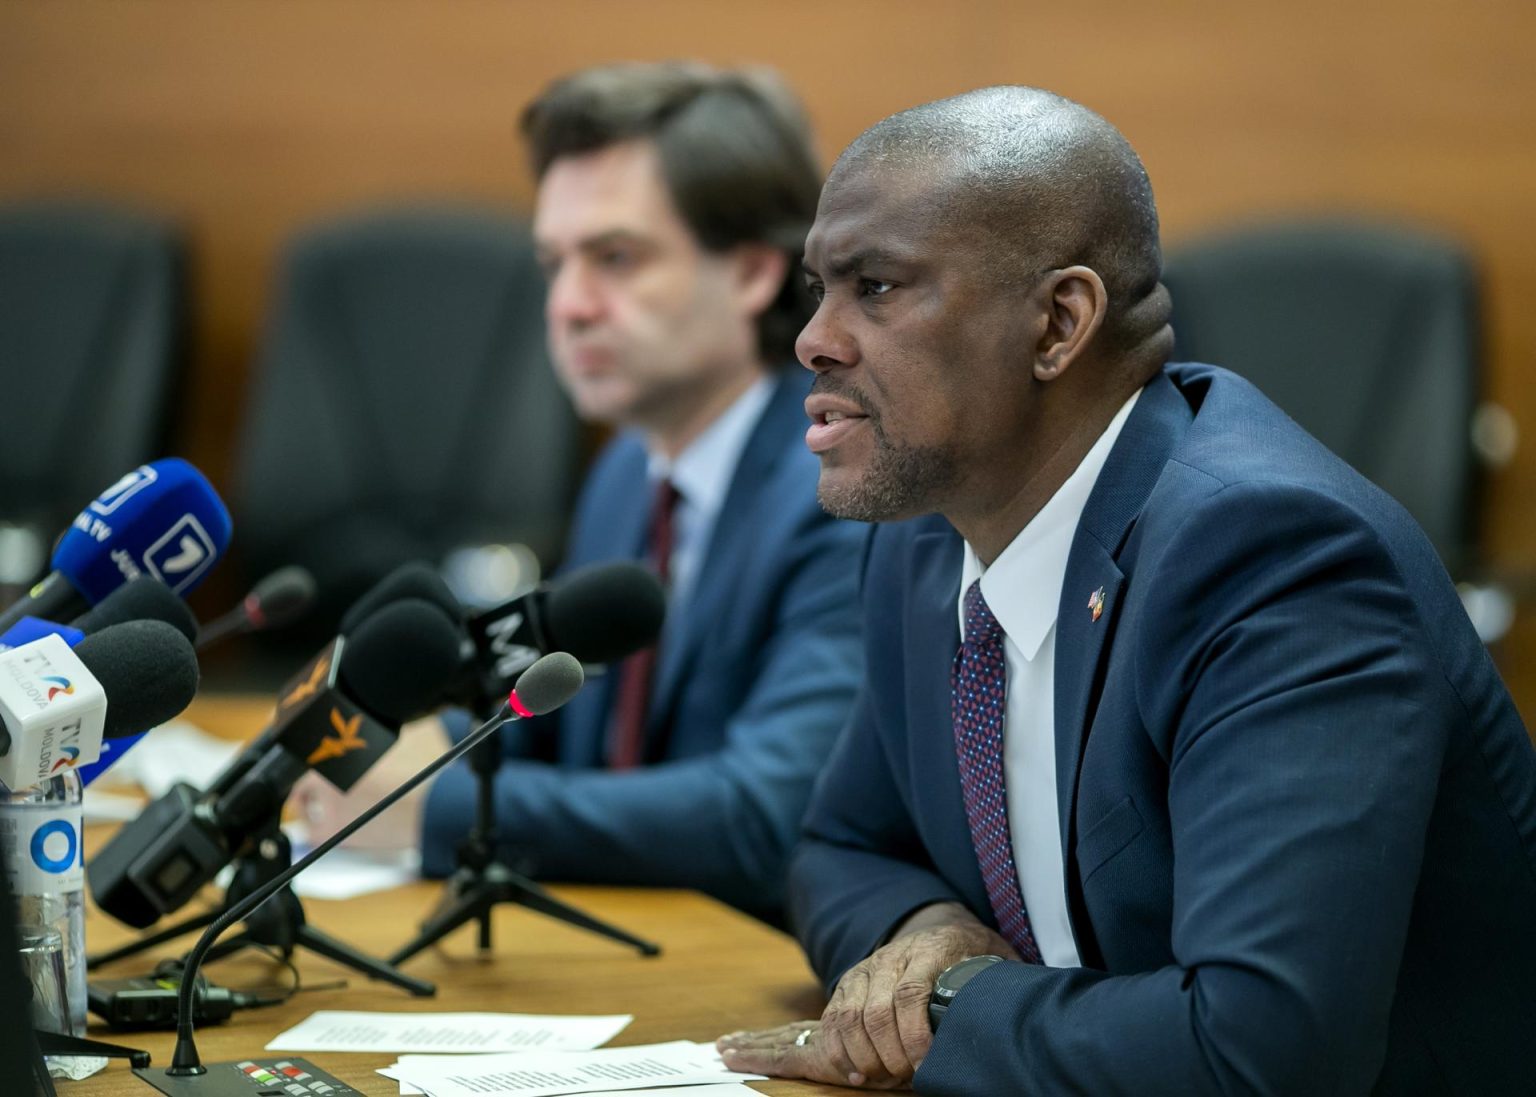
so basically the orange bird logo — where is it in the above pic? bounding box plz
[282,656,330,710]
[307,708,366,764]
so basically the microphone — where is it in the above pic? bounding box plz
[1,575,199,656]
[338,561,463,634]
[88,599,466,929]
[0,621,200,790]
[159,653,584,1083]
[463,561,665,710]
[195,566,318,651]
[0,460,233,634]
[336,559,664,713]
[203,569,462,803]
[71,577,201,643]
[0,578,201,786]
[72,580,202,788]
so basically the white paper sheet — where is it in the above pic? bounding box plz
[573,1088,760,1097]
[92,719,243,796]
[266,1010,632,1054]
[394,1082,757,1097]
[381,1040,765,1097]
[284,845,421,900]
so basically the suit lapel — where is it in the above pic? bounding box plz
[1053,547,1125,857]
[647,371,809,743]
[559,445,651,767]
[906,523,997,918]
[1053,371,1192,864]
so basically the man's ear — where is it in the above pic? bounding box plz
[1033,265,1108,381]
[730,243,791,319]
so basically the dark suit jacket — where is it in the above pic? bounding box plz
[791,363,1536,1094]
[423,369,865,920]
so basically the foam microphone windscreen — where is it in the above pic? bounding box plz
[339,561,462,635]
[513,651,585,715]
[71,577,199,642]
[544,562,666,664]
[73,620,201,737]
[338,598,466,723]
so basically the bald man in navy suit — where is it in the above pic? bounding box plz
[720,86,1536,1094]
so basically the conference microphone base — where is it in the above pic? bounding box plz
[134,1056,362,1097]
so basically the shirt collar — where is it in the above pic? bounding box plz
[960,387,1143,661]
[646,374,775,518]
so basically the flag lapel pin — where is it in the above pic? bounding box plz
[1088,587,1105,622]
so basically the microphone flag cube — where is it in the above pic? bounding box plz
[271,639,394,792]
[0,633,107,789]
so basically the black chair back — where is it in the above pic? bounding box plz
[234,207,580,635]
[1164,219,1482,574]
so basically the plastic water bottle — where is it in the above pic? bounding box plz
[1,770,86,1036]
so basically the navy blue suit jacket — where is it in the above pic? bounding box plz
[423,370,865,920]
[791,364,1536,1094]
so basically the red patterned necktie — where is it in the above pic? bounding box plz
[952,579,1043,964]
[608,478,680,769]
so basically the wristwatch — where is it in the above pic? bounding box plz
[928,954,1005,1032]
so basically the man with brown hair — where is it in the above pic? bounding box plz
[413,62,865,923]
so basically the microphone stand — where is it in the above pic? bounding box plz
[136,702,520,1095]
[387,715,660,965]
[141,659,589,1095]
[88,817,433,997]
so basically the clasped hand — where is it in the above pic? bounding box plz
[717,906,1015,1089]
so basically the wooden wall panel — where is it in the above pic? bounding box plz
[2,0,1534,715]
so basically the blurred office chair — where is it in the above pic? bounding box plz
[0,202,185,603]
[234,207,580,639]
[1163,218,1517,641]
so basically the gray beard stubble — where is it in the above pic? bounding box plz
[816,419,960,522]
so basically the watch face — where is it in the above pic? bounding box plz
[930,955,1005,1032]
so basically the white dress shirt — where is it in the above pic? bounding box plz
[645,375,774,616]
[957,389,1141,967]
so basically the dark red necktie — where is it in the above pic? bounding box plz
[608,478,680,768]
[953,579,1043,963]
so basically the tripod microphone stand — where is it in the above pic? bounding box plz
[89,816,433,996]
[388,723,659,965]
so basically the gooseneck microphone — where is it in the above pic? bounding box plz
[195,566,318,651]
[159,653,584,1085]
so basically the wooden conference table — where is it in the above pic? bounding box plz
[70,696,848,1097]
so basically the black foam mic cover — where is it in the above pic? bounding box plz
[542,562,666,664]
[339,561,462,635]
[73,620,201,738]
[338,598,465,724]
[70,577,199,642]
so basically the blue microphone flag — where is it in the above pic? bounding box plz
[51,459,233,604]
